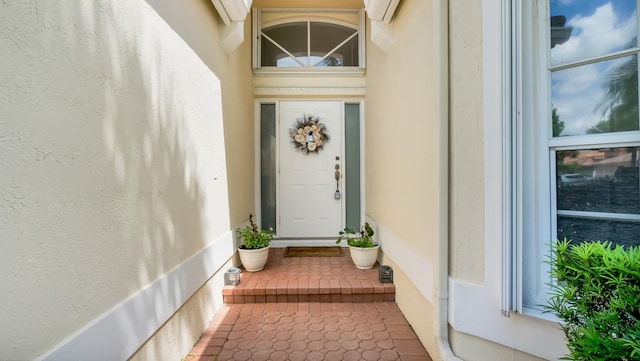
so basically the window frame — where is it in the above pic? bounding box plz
[252,8,366,75]
[446,3,567,358]
[515,0,640,314]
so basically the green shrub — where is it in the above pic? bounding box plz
[546,239,640,361]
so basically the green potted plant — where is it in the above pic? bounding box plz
[336,222,380,269]
[236,214,273,272]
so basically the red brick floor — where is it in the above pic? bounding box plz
[184,247,432,361]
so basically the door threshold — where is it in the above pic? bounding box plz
[270,239,343,248]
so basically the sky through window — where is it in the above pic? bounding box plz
[550,0,638,136]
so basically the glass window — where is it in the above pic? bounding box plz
[310,23,359,67]
[260,104,277,232]
[550,2,637,67]
[254,9,364,70]
[551,56,639,136]
[519,0,640,312]
[548,0,640,250]
[345,103,361,230]
[261,21,358,67]
[556,147,640,246]
[261,22,308,67]
[556,148,640,214]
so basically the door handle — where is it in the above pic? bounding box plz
[334,165,341,199]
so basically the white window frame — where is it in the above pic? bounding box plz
[252,8,366,75]
[452,0,640,355]
[517,0,556,315]
[448,2,568,359]
[516,0,640,314]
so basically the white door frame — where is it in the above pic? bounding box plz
[254,99,365,246]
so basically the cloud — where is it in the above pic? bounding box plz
[553,63,599,96]
[552,66,603,135]
[551,3,636,66]
[550,2,637,135]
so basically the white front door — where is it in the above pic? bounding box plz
[278,101,343,238]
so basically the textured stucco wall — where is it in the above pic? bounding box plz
[364,0,441,357]
[140,0,255,229]
[450,331,547,361]
[366,0,437,262]
[0,0,253,359]
[129,259,233,361]
[449,0,485,284]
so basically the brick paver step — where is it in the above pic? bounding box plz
[222,248,395,304]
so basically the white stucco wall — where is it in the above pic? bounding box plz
[366,0,439,259]
[449,0,485,284]
[0,1,251,359]
[366,0,564,360]
[364,0,442,358]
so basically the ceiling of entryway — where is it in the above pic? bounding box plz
[252,0,364,9]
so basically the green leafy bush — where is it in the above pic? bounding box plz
[336,222,376,248]
[236,214,272,249]
[546,239,640,361]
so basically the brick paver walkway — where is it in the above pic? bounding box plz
[185,302,431,361]
[183,248,432,361]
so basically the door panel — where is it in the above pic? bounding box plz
[278,101,343,238]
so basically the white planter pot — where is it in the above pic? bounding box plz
[238,245,270,272]
[349,244,380,269]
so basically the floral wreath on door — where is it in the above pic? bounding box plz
[290,114,330,154]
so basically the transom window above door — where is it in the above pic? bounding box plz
[252,9,366,73]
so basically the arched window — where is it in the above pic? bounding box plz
[253,9,365,71]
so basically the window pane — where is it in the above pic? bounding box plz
[261,21,360,67]
[260,104,277,232]
[345,103,361,230]
[550,1,637,66]
[557,216,640,248]
[557,147,640,214]
[551,55,639,136]
[261,22,307,67]
[309,23,358,67]
[318,36,359,67]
